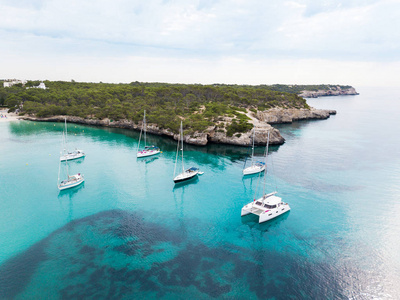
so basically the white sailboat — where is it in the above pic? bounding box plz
[241,131,290,223]
[60,118,85,161]
[243,128,265,175]
[173,121,200,183]
[137,110,161,158]
[58,132,84,190]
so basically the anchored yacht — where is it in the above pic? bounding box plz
[137,110,161,158]
[241,192,290,223]
[60,149,85,161]
[173,121,202,183]
[58,173,84,190]
[60,118,85,161]
[243,128,265,175]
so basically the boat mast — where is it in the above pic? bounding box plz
[58,132,63,185]
[251,128,255,166]
[181,121,184,173]
[57,160,61,186]
[262,131,270,198]
[64,117,68,154]
[136,111,145,154]
[65,137,70,179]
[65,117,67,140]
[143,110,146,148]
[174,125,180,177]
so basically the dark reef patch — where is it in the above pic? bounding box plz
[0,239,48,299]
[1,209,356,299]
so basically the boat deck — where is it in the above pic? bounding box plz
[243,206,264,216]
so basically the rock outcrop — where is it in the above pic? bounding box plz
[257,108,336,124]
[208,124,284,146]
[19,106,336,147]
[298,86,358,98]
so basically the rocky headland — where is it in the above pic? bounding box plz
[257,108,336,124]
[299,86,358,98]
[19,107,336,146]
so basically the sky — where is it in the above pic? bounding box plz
[0,0,399,87]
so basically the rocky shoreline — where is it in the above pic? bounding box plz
[19,107,336,146]
[299,87,358,98]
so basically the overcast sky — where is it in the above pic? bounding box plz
[0,0,399,87]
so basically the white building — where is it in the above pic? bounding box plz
[3,79,27,88]
[25,82,47,90]
[37,82,46,89]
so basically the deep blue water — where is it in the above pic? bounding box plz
[0,87,399,299]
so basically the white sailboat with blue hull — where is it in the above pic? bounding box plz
[173,121,201,183]
[137,110,161,158]
[58,132,84,191]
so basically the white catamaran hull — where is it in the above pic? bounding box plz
[60,150,85,161]
[242,164,265,175]
[58,174,84,190]
[174,170,199,183]
[241,196,290,223]
[137,149,161,158]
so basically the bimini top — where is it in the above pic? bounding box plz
[145,145,159,149]
[188,167,199,171]
[263,195,282,206]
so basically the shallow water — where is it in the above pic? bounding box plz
[1,87,399,299]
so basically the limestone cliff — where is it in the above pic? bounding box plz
[257,108,336,124]
[298,86,358,98]
[207,124,284,146]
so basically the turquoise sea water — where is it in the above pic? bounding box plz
[0,87,399,299]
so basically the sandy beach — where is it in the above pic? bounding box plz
[0,109,21,122]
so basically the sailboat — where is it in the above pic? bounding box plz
[58,132,84,190]
[60,118,85,161]
[173,121,201,183]
[241,131,290,223]
[137,110,161,158]
[242,128,265,175]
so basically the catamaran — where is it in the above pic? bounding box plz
[137,110,161,158]
[173,121,201,183]
[243,128,265,175]
[58,132,84,190]
[241,131,290,223]
[60,118,85,161]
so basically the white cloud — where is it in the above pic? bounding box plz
[0,0,399,86]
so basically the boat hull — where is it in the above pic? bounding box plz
[174,171,199,183]
[241,201,290,223]
[58,175,85,190]
[60,152,85,161]
[259,206,290,223]
[137,149,161,158]
[243,165,265,175]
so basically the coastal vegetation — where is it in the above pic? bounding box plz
[209,84,353,95]
[0,80,310,134]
